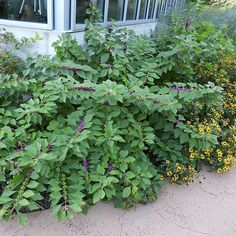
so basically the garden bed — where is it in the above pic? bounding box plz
[0,3,235,225]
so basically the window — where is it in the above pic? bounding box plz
[0,0,53,29]
[126,0,138,20]
[108,0,124,21]
[76,0,104,23]
[72,0,159,29]
[147,0,155,19]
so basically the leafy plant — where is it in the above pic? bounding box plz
[0,4,235,225]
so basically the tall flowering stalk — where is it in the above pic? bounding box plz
[185,19,191,31]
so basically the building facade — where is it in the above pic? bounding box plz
[0,0,186,54]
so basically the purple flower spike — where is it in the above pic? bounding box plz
[82,159,89,169]
[79,119,85,132]
[16,145,25,152]
[170,87,191,92]
[185,19,191,31]
[77,86,95,92]
[47,143,54,150]
[11,126,18,132]
[108,163,115,171]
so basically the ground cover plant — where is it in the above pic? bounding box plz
[0,4,235,225]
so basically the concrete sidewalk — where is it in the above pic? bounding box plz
[0,168,235,236]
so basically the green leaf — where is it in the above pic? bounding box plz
[70,204,82,213]
[17,213,28,226]
[0,142,7,149]
[101,53,109,63]
[22,190,35,198]
[27,181,39,189]
[122,187,131,198]
[126,171,135,179]
[96,166,105,175]
[180,133,189,144]
[0,197,13,204]
[19,199,30,207]
[93,189,105,204]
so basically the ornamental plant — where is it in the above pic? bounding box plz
[0,4,235,225]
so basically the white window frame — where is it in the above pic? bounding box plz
[0,0,53,30]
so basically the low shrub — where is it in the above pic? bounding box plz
[0,4,235,225]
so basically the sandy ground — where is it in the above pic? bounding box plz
[0,168,235,236]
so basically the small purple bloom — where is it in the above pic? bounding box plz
[107,64,113,69]
[82,159,89,169]
[108,163,115,171]
[11,126,18,132]
[185,19,191,31]
[47,143,54,150]
[16,145,25,152]
[175,120,180,125]
[79,119,85,132]
[77,86,95,92]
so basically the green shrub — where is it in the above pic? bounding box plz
[0,7,235,225]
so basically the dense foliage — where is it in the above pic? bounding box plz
[0,4,235,225]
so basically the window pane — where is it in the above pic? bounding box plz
[138,0,147,19]
[147,0,155,19]
[76,0,104,24]
[108,0,124,21]
[0,0,48,23]
[126,0,138,20]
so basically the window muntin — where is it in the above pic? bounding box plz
[147,0,155,19]
[138,0,148,19]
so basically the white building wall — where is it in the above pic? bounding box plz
[1,22,157,56]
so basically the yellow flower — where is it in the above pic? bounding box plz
[227,150,233,155]
[171,177,176,183]
[217,151,223,158]
[160,175,164,181]
[217,168,223,174]
[174,174,179,180]
[167,171,172,177]
[184,176,188,182]
[206,127,211,133]
[200,154,205,160]
[166,160,170,164]
[199,128,204,133]
[221,141,228,147]
[189,153,195,159]
[204,149,211,155]
[224,158,230,165]
[223,166,229,172]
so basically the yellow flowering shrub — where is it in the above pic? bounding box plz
[190,53,236,173]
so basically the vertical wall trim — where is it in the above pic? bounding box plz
[55,0,70,30]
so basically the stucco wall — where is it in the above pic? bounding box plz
[1,22,157,56]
